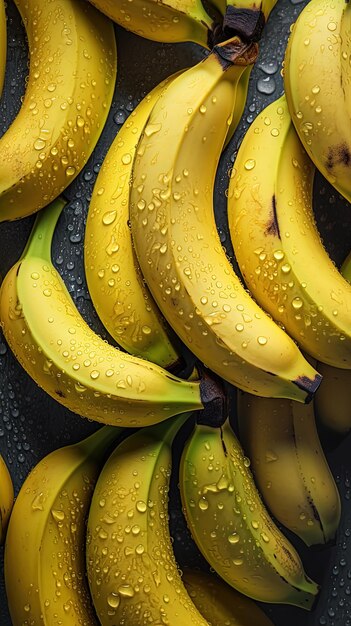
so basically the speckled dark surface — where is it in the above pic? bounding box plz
[0,0,351,623]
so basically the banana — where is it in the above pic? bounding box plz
[87,0,214,47]
[228,93,351,368]
[314,361,351,434]
[84,74,183,370]
[341,251,351,282]
[0,0,117,222]
[86,413,210,625]
[284,0,351,204]
[182,568,274,626]
[315,251,351,433]
[0,0,6,98]
[5,425,122,625]
[0,454,14,545]
[129,39,322,403]
[0,198,219,428]
[179,417,319,608]
[237,391,341,546]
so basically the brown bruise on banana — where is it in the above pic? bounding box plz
[326,142,351,171]
[264,194,280,238]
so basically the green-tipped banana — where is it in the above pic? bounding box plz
[0,454,14,545]
[284,0,351,204]
[228,94,351,368]
[87,0,214,47]
[130,40,322,403]
[0,199,217,428]
[237,391,341,546]
[0,0,6,98]
[84,74,183,370]
[86,413,210,625]
[183,569,274,626]
[0,0,117,221]
[5,425,122,625]
[180,418,319,608]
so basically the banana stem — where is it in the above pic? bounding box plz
[21,197,67,262]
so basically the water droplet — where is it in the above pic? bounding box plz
[292,297,303,310]
[257,336,267,345]
[228,532,240,544]
[198,497,209,511]
[118,584,135,598]
[103,210,117,225]
[244,159,256,171]
[51,509,65,522]
[107,592,120,609]
[34,138,46,150]
[144,123,161,137]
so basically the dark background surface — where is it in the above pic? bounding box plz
[0,0,351,623]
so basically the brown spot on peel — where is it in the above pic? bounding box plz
[326,143,351,171]
[265,195,280,238]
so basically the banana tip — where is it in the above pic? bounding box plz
[294,373,323,404]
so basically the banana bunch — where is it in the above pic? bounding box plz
[0,0,5,98]
[84,73,183,370]
[0,455,14,545]
[0,198,225,428]
[86,413,212,625]
[129,39,322,403]
[284,0,351,204]
[179,416,319,607]
[227,93,351,369]
[0,0,117,221]
[5,425,122,624]
[237,391,341,546]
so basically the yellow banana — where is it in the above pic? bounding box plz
[314,361,351,434]
[237,391,341,546]
[130,40,322,403]
[0,0,117,222]
[341,251,351,282]
[182,568,274,626]
[85,74,183,370]
[284,0,351,203]
[0,198,219,428]
[179,418,319,608]
[315,251,351,433]
[87,0,214,47]
[0,0,6,98]
[5,425,122,625]
[86,413,210,625]
[0,454,14,545]
[228,94,351,368]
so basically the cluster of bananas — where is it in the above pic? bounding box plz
[0,0,351,622]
